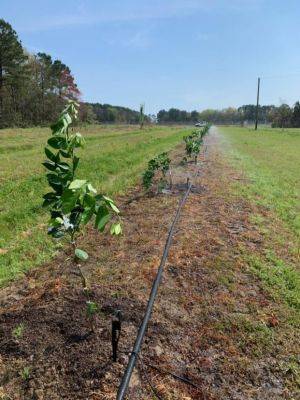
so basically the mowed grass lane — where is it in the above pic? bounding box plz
[0,124,192,285]
[220,126,300,238]
[220,126,300,314]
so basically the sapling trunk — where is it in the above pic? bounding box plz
[43,101,122,336]
[169,170,173,189]
[71,239,88,292]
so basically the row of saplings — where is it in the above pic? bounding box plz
[42,101,210,333]
[142,123,210,192]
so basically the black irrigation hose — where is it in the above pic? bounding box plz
[116,162,203,399]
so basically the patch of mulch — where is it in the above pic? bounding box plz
[0,133,299,399]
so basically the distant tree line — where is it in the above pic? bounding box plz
[2,18,300,130]
[157,103,300,128]
[84,103,150,125]
[0,19,152,128]
[157,106,274,125]
[268,102,300,128]
[0,19,80,128]
[157,109,200,124]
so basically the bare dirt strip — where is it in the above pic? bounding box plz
[0,131,298,399]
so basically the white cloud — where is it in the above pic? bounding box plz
[15,1,222,32]
[106,30,151,49]
[17,0,265,33]
[123,31,151,48]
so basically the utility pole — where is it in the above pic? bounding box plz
[255,77,260,130]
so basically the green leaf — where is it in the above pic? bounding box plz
[87,183,97,194]
[63,113,72,126]
[48,227,65,238]
[102,195,114,203]
[43,160,56,171]
[43,192,57,200]
[47,173,62,185]
[42,192,59,207]
[73,156,80,172]
[46,174,64,193]
[86,301,98,317]
[60,150,71,158]
[75,248,89,261]
[45,147,58,163]
[103,196,120,213]
[84,194,96,208]
[81,195,96,224]
[49,217,64,228]
[48,136,67,150]
[95,205,110,231]
[81,207,95,224]
[61,189,79,213]
[70,132,85,148]
[57,162,70,172]
[50,119,64,135]
[109,202,120,214]
[69,179,87,190]
[110,222,122,235]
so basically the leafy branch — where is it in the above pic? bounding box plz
[142,152,171,192]
[43,101,122,288]
[183,124,210,164]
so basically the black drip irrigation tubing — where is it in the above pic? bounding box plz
[116,148,207,400]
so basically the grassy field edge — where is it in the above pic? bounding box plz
[0,125,193,286]
[218,126,300,324]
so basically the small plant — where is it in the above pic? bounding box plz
[142,152,171,191]
[20,366,30,381]
[86,300,98,316]
[43,101,122,290]
[12,323,25,340]
[183,124,210,164]
[184,135,202,164]
[86,301,99,332]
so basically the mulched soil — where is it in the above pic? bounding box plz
[0,132,298,399]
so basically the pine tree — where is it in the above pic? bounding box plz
[0,19,27,127]
[292,101,300,128]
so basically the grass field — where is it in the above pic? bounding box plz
[219,126,300,315]
[0,124,192,286]
[220,126,300,237]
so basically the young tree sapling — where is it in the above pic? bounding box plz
[43,101,122,292]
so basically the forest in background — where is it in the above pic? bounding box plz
[0,19,149,128]
[157,104,300,127]
[1,18,300,129]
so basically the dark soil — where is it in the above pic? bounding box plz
[0,132,298,399]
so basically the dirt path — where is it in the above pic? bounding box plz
[0,131,298,399]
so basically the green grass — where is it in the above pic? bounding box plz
[220,126,300,238]
[248,252,300,311]
[219,126,300,317]
[0,124,192,286]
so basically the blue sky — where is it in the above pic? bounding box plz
[2,0,300,113]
